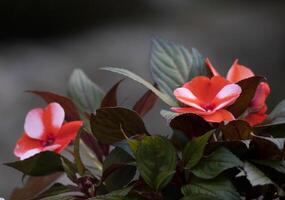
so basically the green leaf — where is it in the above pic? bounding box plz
[181,194,215,200]
[60,157,77,182]
[90,107,147,144]
[101,67,177,106]
[191,147,243,179]
[183,131,213,169]
[103,148,136,191]
[136,136,176,190]
[34,183,72,199]
[90,187,132,200]
[68,69,104,113]
[160,109,181,123]
[150,38,208,99]
[227,76,265,117]
[74,130,85,176]
[253,160,285,174]
[263,99,285,126]
[5,152,63,176]
[241,161,273,186]
[181,176,240,200]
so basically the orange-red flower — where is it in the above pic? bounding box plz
[172,76,242,122]
[206,58,270,126]
[14,102,83,160]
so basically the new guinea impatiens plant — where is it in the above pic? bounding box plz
[5,38,285,200]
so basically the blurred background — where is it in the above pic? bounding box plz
[0,0,284,198]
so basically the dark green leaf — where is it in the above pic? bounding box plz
[181,176,240,200]
[136,136,176,190]
[101,80,124,108]
[227,76,265,117]
[101,67,177,106]
[221,120,252,140]
[68,69,104,113]
[150,38,207,99]
[74,130,85,176]
[27,90,79,121]
[103,148,136,191]
[181,194,214,200]
[90,187,132,200]
[34,183,72,199]
[191,147,243,179]
[183,131,213,169]
[6,152,63,176]
[253,160,285,174]
[90,107,147,144]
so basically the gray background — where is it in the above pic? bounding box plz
[0,0,284,198]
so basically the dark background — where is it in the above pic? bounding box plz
[0,0,285,198]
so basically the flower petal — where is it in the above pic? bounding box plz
[244,105,268,126]
[173,88,205,111]
[171,107,214,115]
[205,58,220,76]
[226,59,255,83]
[183,76,230,103]
[202,109,235,122]
[14,133,43,159]
[212,84,242,111]
[20,149,42,160]
[250,82,270,111]
[24,108,45,140]
[54,121,83,153]
[43,103,65,135]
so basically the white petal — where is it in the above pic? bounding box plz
[174,88,205,111]
[48,103,65,129]
[20,148,41,160]
[24,108,45,139]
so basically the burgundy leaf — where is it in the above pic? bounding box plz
[133,89,157,117]
[221,120,253,140]
[100,79,124,108]
[27,90,80,121]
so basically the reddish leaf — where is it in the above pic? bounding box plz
[227,76,265,117]
[133,89,157,117]
[100,80,124,108]
[27,90,80,121]
[80,131,104,162]
[170,113,212,139]
[221,120,253,140]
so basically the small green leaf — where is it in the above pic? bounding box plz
[90,107,147,144]
[101,67,177,106]
[191,147,243,179]
[6,152,63,176]
[34,183,72,199]
[183,131,213,169]
[136,136,176,190]
[181,176,240,200]
[241,161,273,186]
[103,148,136,191]
[150,38,208,99]
[68,69,104,113]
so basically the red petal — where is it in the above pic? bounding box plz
[205,58,220,76]
[54,121,83,153]
[202,109,235,122]
[183,76,230,103]
[43,103,65,136]
[212,84,242,111]
[14,133,43,160]
[226,60,255,83]
[250,82,270,111]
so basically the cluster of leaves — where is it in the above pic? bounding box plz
[6,38,285,200]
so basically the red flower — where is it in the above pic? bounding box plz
[172,76,241,122]
[206,58,270,126]
[14,103,83,160]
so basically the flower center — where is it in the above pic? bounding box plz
[203,104,215,112]
[42,136,55,147]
